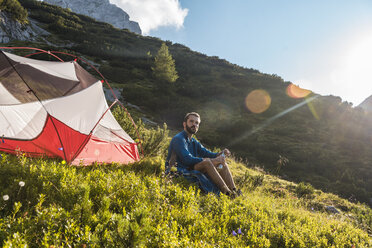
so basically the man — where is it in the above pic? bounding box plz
[165,112,240,196]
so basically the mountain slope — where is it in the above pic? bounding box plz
[2,0,372,207]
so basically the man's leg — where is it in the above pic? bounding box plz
[218,163,236,191]
[194,159,231,194]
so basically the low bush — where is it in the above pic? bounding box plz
[296,182,315,198]
[236,171,264,190]
[112,106,170,157]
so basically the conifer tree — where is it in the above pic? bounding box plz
[152,43,178,83]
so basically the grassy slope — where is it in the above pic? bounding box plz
[0,153,371,247]
[10,0,372,206]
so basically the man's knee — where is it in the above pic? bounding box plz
[195,158,214,171]
[222,163,230,170]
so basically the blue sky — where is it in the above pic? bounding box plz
[112,0,372,106]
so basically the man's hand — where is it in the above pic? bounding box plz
[211,155,225,166]
[218,148,231,157]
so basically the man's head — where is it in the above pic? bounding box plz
[183,112,200,135]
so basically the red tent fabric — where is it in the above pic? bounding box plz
[0,51,139,165]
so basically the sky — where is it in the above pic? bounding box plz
[110,0,372,106]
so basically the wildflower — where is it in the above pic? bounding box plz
[3,195,9,201]
[237,228,242,235]
[19,181,25,187]
[61,160,66,165]
[232,230,237,236]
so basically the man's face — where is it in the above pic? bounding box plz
[183,115,200,135]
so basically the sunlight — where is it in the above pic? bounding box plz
[294,32,372,105]
[330,33,372,104]
[346,34,372,82]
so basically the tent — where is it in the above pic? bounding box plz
[0,49,140,165]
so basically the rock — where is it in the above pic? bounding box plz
[126,102,141,111]
[357,95,372,112]
[0,11,49,43]
[43,0,141,34]
[103,87,122,102]
[325,206,340,214]
[141,117,157,126]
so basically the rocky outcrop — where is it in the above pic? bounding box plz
[0,11,49,43]
[357,95,372,112]
[43,0,141,34]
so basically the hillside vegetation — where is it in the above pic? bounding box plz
[1,102,371,246]
[1,0,372,243]
[0,0,28,23]
[6,0,371,206]
[0,152,371,247]
[1,0,371,206]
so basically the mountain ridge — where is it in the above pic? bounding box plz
[43,0,141,34]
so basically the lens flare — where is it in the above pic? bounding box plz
[245,89,271,113]
[228,95,319,147]
[286,83,312,98]
[306,98,320,120]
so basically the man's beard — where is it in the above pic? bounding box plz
[186,125,197,134]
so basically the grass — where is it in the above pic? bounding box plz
[0,153,371,247]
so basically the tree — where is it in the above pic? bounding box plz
[152,43,178,83]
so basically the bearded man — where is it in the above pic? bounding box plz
[165,112,241,197]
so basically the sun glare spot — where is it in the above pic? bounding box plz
[245,89,271,113]
[286,83,312,99]
[328,33,372,104]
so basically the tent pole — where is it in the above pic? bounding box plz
[70,99,119,163]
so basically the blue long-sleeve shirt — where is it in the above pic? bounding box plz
[165,130,218,171]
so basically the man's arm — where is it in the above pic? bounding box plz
[196,141,218,158]
[196,142,231,166]
[172,137,203,168]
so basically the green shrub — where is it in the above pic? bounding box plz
[112,105,170,157]
[1,0,28,23]
[140,123,169,157]
[296,182,315,198]
[236,171,264,190]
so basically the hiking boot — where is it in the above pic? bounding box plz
[225,190,239,199]
[225,190,235,199]
[232,188,243,197]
